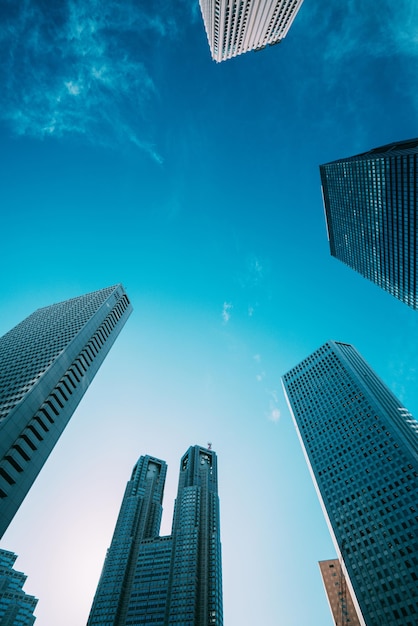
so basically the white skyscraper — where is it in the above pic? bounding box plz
[199,0,304,62]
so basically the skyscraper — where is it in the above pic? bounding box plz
[282,341,418,626]
[0,549,38,626]
[199,0,304,62]
[319,559,361,626]
[0,285,132,538]
[320,138,418,309]
[88,445,223,626]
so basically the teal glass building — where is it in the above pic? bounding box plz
[282,341,418,626]
[88,445,223,626]
[0,285,132,538]
[320,139,418,309]
[0,548,38,625]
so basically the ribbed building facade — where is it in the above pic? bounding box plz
[320,138,418,309]
[199,0,304,62]
[282,341,418,626]
[0,549,38,625]
[88,445,223,626]
[0,285,132,538]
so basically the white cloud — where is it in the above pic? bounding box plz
[0,0,191,160]
[268,407,281,423]
[222,302,233,324]
[266,389,280,422]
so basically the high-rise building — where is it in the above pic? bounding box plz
[0,285,132,538]
[319,558,361,626]
[282,341,418,626]
[0,548,38,625]
[199,0,304,62]
[320,138,418,309]
[88,445,223,626]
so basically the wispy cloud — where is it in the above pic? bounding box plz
[222,302,233,324]
[0,0,191,160]
[266,389,281,423]
[300,0,418,64]
[294,0,418,134]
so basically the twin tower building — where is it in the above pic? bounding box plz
[1,144,418,623]
[0,285,223,625]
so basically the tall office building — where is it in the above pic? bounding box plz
[0,548,38,625]
[0,285,132,538]
[282,341,418,626]
[319,558,361,626]
[88,445,223,626]
[199,0,304,62]
[320,138,418,309]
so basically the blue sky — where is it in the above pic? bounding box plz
[1,0,418,624]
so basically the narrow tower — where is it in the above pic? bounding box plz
[167,446,223,625]
[0,284,132,537]
[282,341,418,626]
[87,455,168,625]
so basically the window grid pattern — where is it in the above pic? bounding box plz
[0,285,132,538]
[282,341,418,626]
[88,447,223,626]
[0,549,38,626]
[320,139,418,310]
[199,0,304,62]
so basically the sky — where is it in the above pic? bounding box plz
[1,0,418,624]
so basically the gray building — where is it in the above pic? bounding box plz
[88,445,223,626]
[320,139,418,309]
[0,285,132,538]
[0,549,38,625]
[282,341,418,626]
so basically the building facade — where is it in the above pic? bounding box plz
[320,138,418,309]
[88,445,223,626]
[319,558,361,626]
[199,0,304,62]
[0,285,132,538]
[0,549,38,625]
[282,341,418,626]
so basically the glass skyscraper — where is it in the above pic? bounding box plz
[282,341,418,626]
[0,284,132,538]
[199,0,304,62]
[0,549,38,625]
[88,445,223,626]
[320,138,418,309]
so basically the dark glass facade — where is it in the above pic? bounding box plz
[88,445,223,626]
[320,139,418,309]
[0,549,38,625]
[282,341,418,626]
[0,285,132,538]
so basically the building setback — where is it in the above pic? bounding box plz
[0,549,38,625]
[88,445,223,626]
[282,341,418,626]
[199,0,304,62]
[319,558,361,626]
[0,285,132,538]
[320,138,418,309]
